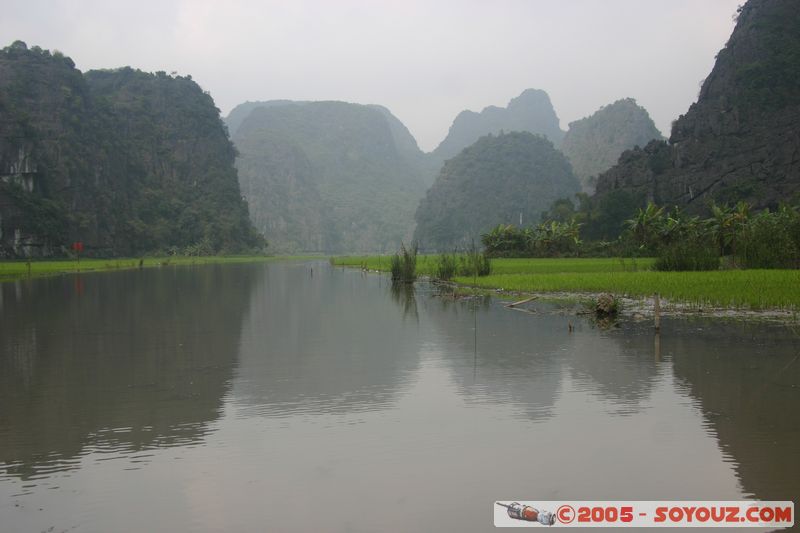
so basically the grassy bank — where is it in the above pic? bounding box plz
[0,255,315,283]
[332,256,800,310]
[334,256,654,275]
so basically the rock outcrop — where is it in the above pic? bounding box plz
[595,0,800,210]
[561,98,663,194]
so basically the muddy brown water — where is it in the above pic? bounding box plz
[1,261,798,532]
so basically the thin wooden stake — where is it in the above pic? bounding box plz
[654,293,661,333]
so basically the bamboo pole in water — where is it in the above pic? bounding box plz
[505,295,538,308]
[654,293,661,333]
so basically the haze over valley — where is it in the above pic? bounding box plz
[4,1,776,256]
[2,3,800,532]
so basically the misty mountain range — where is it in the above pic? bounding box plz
[225,89,662,252]
[1,0,798,256]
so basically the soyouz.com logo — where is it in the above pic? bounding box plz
[493,501,794,528]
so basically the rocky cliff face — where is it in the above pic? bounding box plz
[231,101,429,253]
[561,98,663,194]
[595,0,800,210]
[0,42,91,255]
[0,42,261,257]
[432,89,565,161]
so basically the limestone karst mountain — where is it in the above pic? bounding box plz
[594,0,800,210]
[561,98,663,194]
[0,41,261,257]
[229,100,429,253]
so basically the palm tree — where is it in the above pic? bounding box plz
[561,218,583,255]
[625,203,665,250]
[709,203,734,256]
[730,202,751,265]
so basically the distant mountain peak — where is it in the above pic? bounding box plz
[508,88,554,108]
[432,88,565,161]
[561,98,663,193]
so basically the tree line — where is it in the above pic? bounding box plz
[481,199,800,271]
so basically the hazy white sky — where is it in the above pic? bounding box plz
[2,0,741,151]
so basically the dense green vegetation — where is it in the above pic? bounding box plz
[731,1,800,111]
[231,101,429,253]
[625,202,800,270]
[482,199,800,271]
[470,190,641,257]
[560,98,663,193]
[85,68,263,256]
[0,41,263,258]
[414,132,580,251]
[481,220,582,258]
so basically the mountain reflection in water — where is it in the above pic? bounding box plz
[0,262,796,532]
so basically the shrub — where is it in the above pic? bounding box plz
[655,237,720,271]
[738,207,800,268]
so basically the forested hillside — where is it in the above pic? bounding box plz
[0,41,262,257]
[414,132,580,250]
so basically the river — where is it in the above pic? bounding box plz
[1,261,797,531]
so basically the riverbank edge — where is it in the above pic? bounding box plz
[332,258,799,323]
[444,283,800,324]
[0,255,322,283]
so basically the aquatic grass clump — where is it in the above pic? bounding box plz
[390,242,418,283]
[432,249,492,281]
[435,253,457,281]
[458,241,492,277]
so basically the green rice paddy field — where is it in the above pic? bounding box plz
[333,256,800,310]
